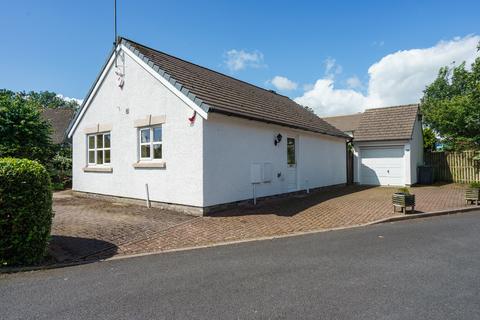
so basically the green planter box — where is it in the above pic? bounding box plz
[465,188,480,205]
[392,193,415,214]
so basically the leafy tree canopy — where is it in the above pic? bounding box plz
[420,43,480,150]
[0,89,54,163]
[300,105,316,114]
[423,127,437,152]
[25,90,79,109]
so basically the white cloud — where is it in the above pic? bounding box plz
[57,94,83,105]
[295,79,369,116]
[367,35,479,107]
[295,35,480,116]
[270,76,298,91]
[372,40,385,47]
[303,83,314,91]
[224,49,264,72]
[324,57,343,78]
[346,76,362,89]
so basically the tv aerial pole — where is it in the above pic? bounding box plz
[114,0,118,67]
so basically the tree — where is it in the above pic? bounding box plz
[0,89,54,163]
[420,43,480,150]
[26,90,79,109]
[423,127,437,152]
[301,105,316,114]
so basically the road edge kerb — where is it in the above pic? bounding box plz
[371,206,480,224]
[0,260,92,274]
[2,206,479,274]
[102,207,480,262]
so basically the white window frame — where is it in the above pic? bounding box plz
[87,132,111,166]
[138,126,162,161]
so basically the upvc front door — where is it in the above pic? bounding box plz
[286,137,298,191]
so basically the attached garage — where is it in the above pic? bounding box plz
[360,147,404,186]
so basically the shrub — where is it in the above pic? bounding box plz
[48,150,72,189]
[396,187,411,194]
[469,182,480,189]
[0,158,53,266]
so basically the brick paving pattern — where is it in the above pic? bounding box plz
[51,184,469,262]
[51,193,195,261]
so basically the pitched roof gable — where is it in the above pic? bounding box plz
[323,113,363,133]
[121,38,347,138]
[41,108,75,144]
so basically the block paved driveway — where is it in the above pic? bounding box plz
[50,184,467,262]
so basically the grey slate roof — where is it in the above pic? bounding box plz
[354,104,420,142]
[323,113,363,133]
[41,108,75,144]
[121,37,348,138]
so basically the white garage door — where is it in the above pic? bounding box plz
[360,147,404,186]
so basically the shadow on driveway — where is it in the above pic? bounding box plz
[49,236,118,263]
[210,185,377,218]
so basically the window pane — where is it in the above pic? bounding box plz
[140,129,150,143]
[153,144,162,159]
[96,150,104,164]
[88,136,95,149]
[88,151,95,163]
[104,150,111,163]
[287,138,296,165]
[104,134,111,148]
[97,134,103,148]
[141,145,150,158]
[153,127,162,142]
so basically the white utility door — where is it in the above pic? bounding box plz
[287,137,298,191]
[360,147,404,186]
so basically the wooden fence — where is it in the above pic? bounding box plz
[424,150,480,183]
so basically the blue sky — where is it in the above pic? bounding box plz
[1,0,479,115]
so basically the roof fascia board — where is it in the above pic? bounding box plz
[67,48,117,138]
[68,43,210,139]
[353,137,411,145]
[120,43,209,119]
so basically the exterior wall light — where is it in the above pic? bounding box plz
[274,133,283,146]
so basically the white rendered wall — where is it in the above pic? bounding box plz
[409,117,424,184]
[72,51,204,207]
[202,114,347,206]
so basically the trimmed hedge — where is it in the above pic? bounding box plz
[0,158,53,265]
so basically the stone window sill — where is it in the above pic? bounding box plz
[132,161,166,169]
[83,166,113,173]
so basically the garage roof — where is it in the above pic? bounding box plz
[354,104,420,142]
